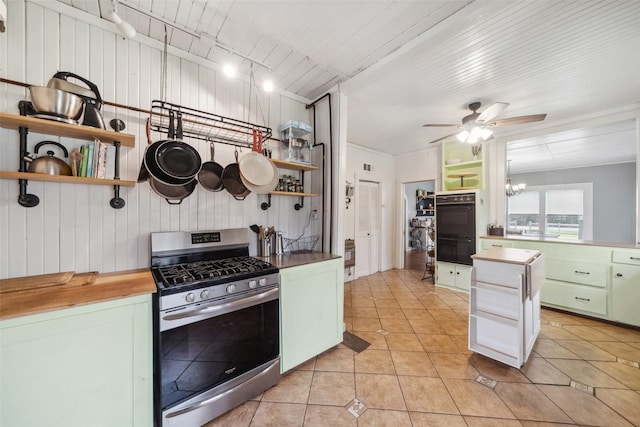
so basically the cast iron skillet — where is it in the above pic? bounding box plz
[222,149,250,200]
[198,140,225,192]
[144,111,201,185]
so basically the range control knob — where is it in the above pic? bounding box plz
[226,284,236,294]
[258,278,267,287]
[185,292,195,303]
[200,289,210,300]
[248,280,257,289]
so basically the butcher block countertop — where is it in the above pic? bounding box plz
[0,269,156,320]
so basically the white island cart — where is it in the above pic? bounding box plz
[469,247,545,368]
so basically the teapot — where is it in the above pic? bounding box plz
[24,141,72,176]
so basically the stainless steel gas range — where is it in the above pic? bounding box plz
[150,228,280,427]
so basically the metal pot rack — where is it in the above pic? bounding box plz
[149,100,272,148]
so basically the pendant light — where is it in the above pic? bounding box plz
[505,160,526,197]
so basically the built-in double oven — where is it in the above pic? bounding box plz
[435,192,476,265]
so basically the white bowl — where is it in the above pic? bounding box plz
[446,158,462,165]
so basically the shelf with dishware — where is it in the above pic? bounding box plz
[0,106,136,209]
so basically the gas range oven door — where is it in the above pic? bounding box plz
[155,287,280,427]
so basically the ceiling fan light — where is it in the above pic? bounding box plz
[480,127,493,140]
[456,130,470,142]
[467,126,482,144]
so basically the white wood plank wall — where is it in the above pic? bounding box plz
[0,0,322,279]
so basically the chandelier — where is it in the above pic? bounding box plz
[505,160,526,197]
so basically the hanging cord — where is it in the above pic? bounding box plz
[295,209,317,241]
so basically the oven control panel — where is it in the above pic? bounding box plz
[159,272,280,311]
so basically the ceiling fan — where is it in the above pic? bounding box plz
[423,102,547,144]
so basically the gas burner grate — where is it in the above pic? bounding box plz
[155,256,274,287]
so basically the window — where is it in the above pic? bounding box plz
[507,183,593,240]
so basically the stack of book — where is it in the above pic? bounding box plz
[74,139,116,179]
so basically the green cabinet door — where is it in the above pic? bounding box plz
[280,258,344,372]
[0,294,153,427]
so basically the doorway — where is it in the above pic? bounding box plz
[402,180,435,271]
[355,180,380,277]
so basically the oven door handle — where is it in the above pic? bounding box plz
[165,358,280,419]
[162,287,279,321]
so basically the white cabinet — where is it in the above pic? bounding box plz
[0,294,153,427]
[436,261,471,292]
[611,259,640,327]
[279,258,344,372]
[469,248,544,368]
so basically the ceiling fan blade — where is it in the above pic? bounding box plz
[427,132,459,144]
[475,102,509,124]
[486,114,547,126]
[422,124,459,127]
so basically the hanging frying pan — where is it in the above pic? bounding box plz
[222,149,251,200]
[240,158,278,194]
[149,176,198,205]
[238,129,276,186]
[198,140,225,192]
[144,111,201,184]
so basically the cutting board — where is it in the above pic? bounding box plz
[0,271,98,294]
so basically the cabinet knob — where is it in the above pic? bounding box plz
[616,273,623,277]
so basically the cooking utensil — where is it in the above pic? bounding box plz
[143,111,196,186]
[24,141,72,176]
[239,129,276,186]
[149,176,197,205]
[198,140,225,192]
[28,86,84,122]
[145,111,201,182]
[222,149,250,200]
[137,118,152,183]
[240,160,278,194]
[47,71,106,129]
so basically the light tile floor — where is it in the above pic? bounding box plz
[206,269,640,426]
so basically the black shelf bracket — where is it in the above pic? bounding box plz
[17,101,39,207]
[294,197,304,211]
[260,194,272,211]
[109,140,125,209]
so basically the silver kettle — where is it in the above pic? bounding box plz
[24,141,72,176]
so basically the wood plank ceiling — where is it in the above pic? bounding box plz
[56,0,640,171]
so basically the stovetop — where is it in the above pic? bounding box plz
[152,255,277,290]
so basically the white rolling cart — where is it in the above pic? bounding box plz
[469,248,545,368]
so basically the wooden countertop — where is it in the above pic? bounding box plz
[0,269,156,320]
[481,235,640,250]
[257,252,342,269]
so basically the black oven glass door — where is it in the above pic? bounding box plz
[159,296,279,410]
[436,237,475,265]
[435,203,475,238]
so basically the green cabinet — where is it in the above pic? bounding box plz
[436,261,471,292]
[0,294,153,427]
[480,238,640,327]
[442,139,486,191]
[279,258,344,372]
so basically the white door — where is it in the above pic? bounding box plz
[355,181,380,277]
